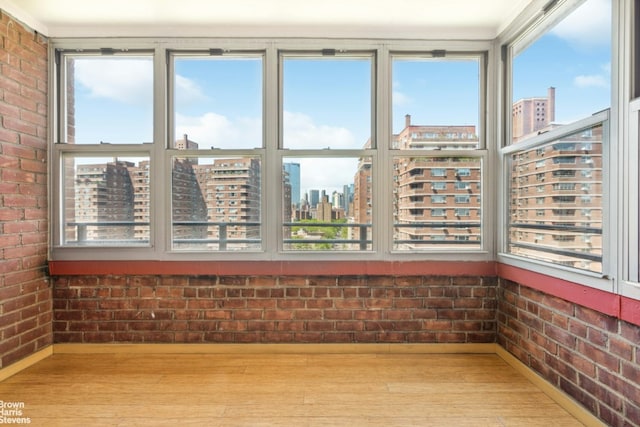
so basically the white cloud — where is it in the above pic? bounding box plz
[550,0,611,50]
[177,110,361,194]
[573,62,610,89]
[393,90,412,107]
[283,111,357,149]
[175,112,261,149]
[175,74,208,106]
[574,74,609,89]
[295,157,360,196]
[74,58,153,105]
[282,111,362,194]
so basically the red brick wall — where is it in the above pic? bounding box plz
[0,10,51,367]
[498,279,640,427]
[52,275,497,344]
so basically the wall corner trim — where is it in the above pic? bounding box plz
[495,345,606,427]
[0,346,53,382]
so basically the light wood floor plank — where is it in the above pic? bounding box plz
[0,353,586,426]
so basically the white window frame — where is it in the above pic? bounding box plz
[48,38,494,262]
[496,0,618,293]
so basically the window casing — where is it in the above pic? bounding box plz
[499,0,616,292]
[50,40,490,261]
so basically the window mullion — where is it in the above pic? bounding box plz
[155,45,168,258]
[265,43,280,255]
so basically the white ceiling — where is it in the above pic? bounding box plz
[1,0,534,39]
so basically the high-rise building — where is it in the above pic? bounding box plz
[193,158,261,249]
[127,160,151,242]
[283,162,301,208]
[352,115,482,249]
[512,87,556,143]
[394,114,478,150]
[509,89,602,271]
[75,161,136,242]
[309,189,320,208]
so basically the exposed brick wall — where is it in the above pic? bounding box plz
[498,279,640,427]
[0,10,51,367]
[52,275,497,344]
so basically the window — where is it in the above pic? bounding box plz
[172,156,262,251]
[391,55,481,150]
[172,54,263,149]
[283,157,372,251]
[169,52,264,251]
[506,118,605,273]
[54,52,154,248]
[51,41,489,261]
[59,54,154,145]
[62,155,151,246]
[394,157,482,251]
[281,52,373,251]
[509,0,611,145]
[282,55,371,150]
[502,0,610,274]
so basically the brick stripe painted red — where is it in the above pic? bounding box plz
[498,263,640,327]
[48,260,498,277]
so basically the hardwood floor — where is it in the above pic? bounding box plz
[0,352,585,426]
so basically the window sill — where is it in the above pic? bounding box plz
[48,260,497,276]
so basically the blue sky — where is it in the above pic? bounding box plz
[71,0,611,195]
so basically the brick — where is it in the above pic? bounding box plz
[576,305,618,332]
[579,374,624,411]
[277,299,305,310]
[577,340,620,372]
[545,323,577,349]
[276,321,305,332]
[436,332,465,342]
[384,310,412,321]
[602,338,632,368]
[559,377,598,414]
[264,310,294,321]
[530,329,558,355]
[626,403,640,425]
[621,362,640,388]
[306,299,333,309]
[598,405,625,427]
[559,347,596,378]
[294,310,322,320]
[334,299,363,309]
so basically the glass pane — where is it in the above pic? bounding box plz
[393,157,482,250]
[173,56,263,149]
[508,124,603,273]
[283,157,372,251]
[62,155,150,245]
[282,57,371,149]
[392,58,480,149]
[172,156,261,251]
[511,0,611,143]
[63,56,153,144]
